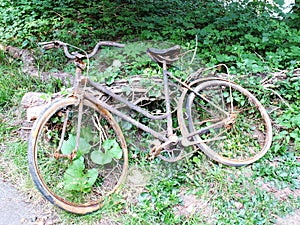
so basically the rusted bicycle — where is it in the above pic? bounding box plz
[28,40,272,214]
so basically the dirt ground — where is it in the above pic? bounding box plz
[1,175,300,225]
[0,178,59,225]
[276,211,300,225]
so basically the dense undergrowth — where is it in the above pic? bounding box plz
[0,0,299,224]
[0,0,300,70]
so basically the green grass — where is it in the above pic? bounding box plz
[1,43,300,224]
[0,1,299,223]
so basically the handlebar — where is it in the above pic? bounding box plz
[38,40,125,59]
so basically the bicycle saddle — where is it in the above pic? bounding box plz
[146,45,181,65]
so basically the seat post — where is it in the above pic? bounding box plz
[162,60,173,137]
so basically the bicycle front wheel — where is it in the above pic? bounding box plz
[186,80,272,166]
[28,97,128,214]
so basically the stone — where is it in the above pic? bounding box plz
[21,92,49,108]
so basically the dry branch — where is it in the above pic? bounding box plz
[1,43,74,85]
[0,43,173,121]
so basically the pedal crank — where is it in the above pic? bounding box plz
[148,135,178,160]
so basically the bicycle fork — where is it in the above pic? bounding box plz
[54,56,86,161]
[53,98,83,161]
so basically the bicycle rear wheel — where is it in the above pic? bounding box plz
[186,80,272,166]
[28,97,128,214]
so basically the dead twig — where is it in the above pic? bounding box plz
[264,87,292,110]
[190,35,198,65]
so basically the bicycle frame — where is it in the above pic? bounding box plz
[74,58,175,144]
[72,57,231,150]
[40,41,231,155]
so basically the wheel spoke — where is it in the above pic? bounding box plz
[28,98,128,214]
[185,80,272,166]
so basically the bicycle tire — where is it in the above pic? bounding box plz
[185,80,272,166]
[28,97,128,214]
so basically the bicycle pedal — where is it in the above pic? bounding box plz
[148,145,161,160]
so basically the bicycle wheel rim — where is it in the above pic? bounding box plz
[28,97,128,214]
[186,80,272,166]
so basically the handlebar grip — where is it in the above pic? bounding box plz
[38,41,61,50]
[41,43,56,50]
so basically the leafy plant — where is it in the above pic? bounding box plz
[61,134,123,191]
[1,0,299,73]
[64,156,98,192]
[61,134,91,156]
[0,0,300,224]
[91,139,123,165]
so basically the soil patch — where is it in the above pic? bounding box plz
[174,188,216,224]
[0,178,60,225]
[276,210,300,225]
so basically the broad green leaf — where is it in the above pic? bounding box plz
[223,92,229,98]
[64,177,81,191]
[63,157,85,191]
[63,157,98,192]
[85,168,98,188]
[102,139,114,150]
[78,136,91,154]
[91,150,112,165]
[61,134,91,155]
[71,156,85,170]
[61,134,76,155]
[64,157,85,176]
[108,140,123,159]
[103,139,123,159]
